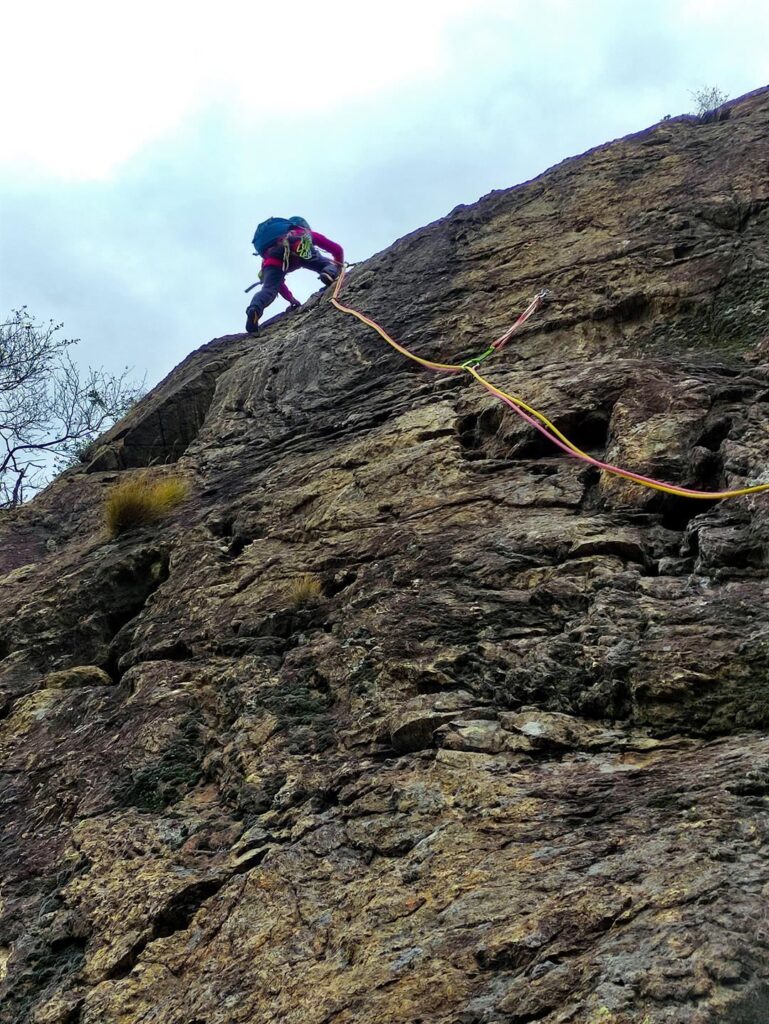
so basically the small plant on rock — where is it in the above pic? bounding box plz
[73,438,99,464]
[690,86,728,118]
[288,573,323,608]
[105,474,189,537]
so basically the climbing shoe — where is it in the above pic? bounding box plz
[245,308,260,334]
[319,270,337,287]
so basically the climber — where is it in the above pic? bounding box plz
[245,216,344,334]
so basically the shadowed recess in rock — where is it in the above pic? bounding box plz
[3,85,769,1024]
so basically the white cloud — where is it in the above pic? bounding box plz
[0,0,491,178]
[2,1,767,178]
[1,0,768,387]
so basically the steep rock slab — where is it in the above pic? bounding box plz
[2,88,769,1024]
[74,736,769,1024]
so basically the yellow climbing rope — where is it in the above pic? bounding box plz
[330,265,769,501]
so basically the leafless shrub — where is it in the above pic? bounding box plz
[690,86,729,118]
[1,308,144,506]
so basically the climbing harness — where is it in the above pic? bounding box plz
[330,266,769,501]
[245,227,318,290]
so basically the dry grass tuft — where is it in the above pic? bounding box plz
[105,474,189,537]
[288,573,323,608]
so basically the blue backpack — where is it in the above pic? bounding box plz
[252,216,311,255]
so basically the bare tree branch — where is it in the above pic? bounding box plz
[0,308,145,508]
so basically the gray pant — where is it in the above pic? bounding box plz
[247,254,339,316]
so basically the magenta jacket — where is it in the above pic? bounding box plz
[262,232,342,307]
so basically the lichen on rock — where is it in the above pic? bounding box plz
[3,87,769,1024]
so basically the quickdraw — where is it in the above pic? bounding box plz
[282,229,314,270]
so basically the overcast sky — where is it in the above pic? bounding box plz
[1,0,768,389]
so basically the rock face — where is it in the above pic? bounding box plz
[3,88,769,1024]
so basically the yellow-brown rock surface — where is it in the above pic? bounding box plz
[3,88,769,1023]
